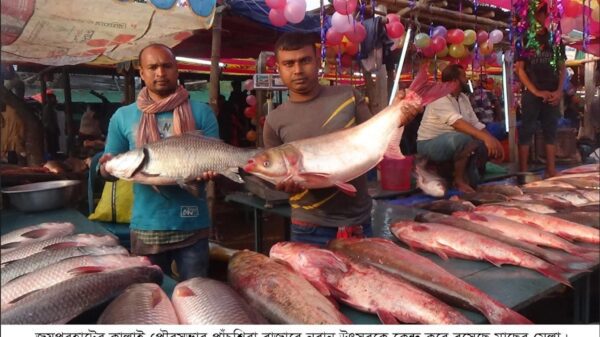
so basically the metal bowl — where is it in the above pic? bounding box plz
[1,180,81,212]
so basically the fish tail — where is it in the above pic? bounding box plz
[486,306,532,324]
[537,265,572,287]
[407,66,458,106]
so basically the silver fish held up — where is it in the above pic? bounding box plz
[105,132,260,195]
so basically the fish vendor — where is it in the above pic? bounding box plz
[99,43,219,281]
[416,64,504,193]
[261,32,375,246]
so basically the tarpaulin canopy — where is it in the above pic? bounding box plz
[0,0,216,66]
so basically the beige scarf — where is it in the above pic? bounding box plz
[136,85,196,146]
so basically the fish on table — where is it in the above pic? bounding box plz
[390,221,571,286]
[417,199,476,215]
[227,250,350,324]
[327,238,531,324]
[1,255,151,308]
[0,234,119,266]
[1,222,75,252]
[476,184,523,197]
[560,163,599,175]
[1,245,129,286]
[1,265,163,324]
[475,205,600,245]
[271,241,472,324]
[244,67,457,196]
[98,283,179,324]
[172,277,267,324]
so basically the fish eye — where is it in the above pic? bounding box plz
[263,161,270,168]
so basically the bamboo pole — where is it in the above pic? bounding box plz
[62,67,74,157]
[209,7,223,115]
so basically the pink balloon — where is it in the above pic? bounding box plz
[476,30,488,44]
[489,29,504,44]
[345,22,367,43]
[326,28,344,46]
[284,0,306,24]
[246,95,257,107]
[561,16,583,34]
[386,14,400,24]
[332,12,355,33]
[266,0,286,9]
[447,29,465,45]
[387,22,405,39]
[333,0,357,15]
[591,20,600,36]
[430,36,447,53]
[268,9,287,27]
[244,79,254,91]
[421,45,437,58]
[266,55,276,67]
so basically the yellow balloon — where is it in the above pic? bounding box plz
[480,41,494,56]
[436,45,449,58]
[449,44,466,58]
[463,29,476,45]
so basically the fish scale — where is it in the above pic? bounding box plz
[1,255,151,306]
[98,283,179,324]
[172,277,267,324]
[1,245,128,286]
[0,234,119,265]
[1,266,163,324]
[106,133,259,187]
[1,222,75,249]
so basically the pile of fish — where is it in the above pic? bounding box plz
[398,164,600,289]
[0,223,162,324]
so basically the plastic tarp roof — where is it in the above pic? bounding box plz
[0,0,216,66]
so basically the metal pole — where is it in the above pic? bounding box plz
[389,28,412,105]
[62,67,74,157]
[209,6,223,115]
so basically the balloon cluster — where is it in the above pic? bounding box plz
[242,79,258,142]
[412,25,505,68]
[561,0,600,41]
[324,0,367,70]
[267,0,307,27]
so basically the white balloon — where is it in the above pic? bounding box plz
[331,12,355,33]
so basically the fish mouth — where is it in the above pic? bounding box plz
[243,159,256,172]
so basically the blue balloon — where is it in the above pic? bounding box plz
[149,0,176,9]
[188,0,216,17]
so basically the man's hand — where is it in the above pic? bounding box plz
[196,171,218,181]
[98,153,114,179]
[547,90,563,106]
[482,135,505,161]
[275,179,305,194]
[533,90,553,102]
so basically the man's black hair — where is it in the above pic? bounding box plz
[274,32,318,58]
[441,64,465,82]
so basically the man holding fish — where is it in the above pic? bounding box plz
[248,33,456,245]
[99,43,218,280]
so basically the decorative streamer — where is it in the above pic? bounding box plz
[320,1,326,76]
[583,0,590,51]
[549,0,564,70]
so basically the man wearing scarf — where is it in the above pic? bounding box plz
[99,44,219,280]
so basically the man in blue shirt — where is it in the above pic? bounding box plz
[99,44,219,280]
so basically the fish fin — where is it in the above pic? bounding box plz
[221,168,244,184]
[334,182,357,196]
[376,310,400,324]
[43,242,81,250]
[68,266,107,275]
[408,65,459,105]
[433,248,449,260]
[152,287,165,308]
[490,308,533,324]
[0,242,23,250]
[174,285,196,298]
[177,180,202,198]
[20,228,51,239]
[537,265,572,287]
[327,284,351,301]
[9,289,43,304]
[383,127,405,159]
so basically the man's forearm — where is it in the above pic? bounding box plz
[452,118,489,142]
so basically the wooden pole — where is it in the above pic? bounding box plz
[125,66,136,104]
[62,67,74,157]
[209,7,223,115]
[580,55,597,141]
